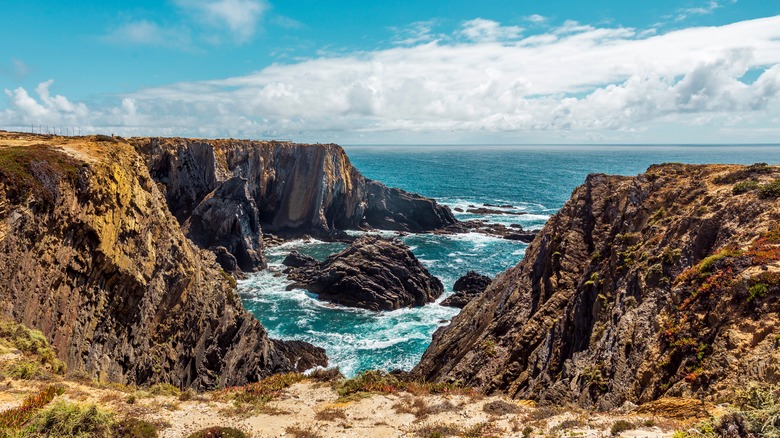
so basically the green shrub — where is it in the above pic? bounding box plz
[186,426,248,438]
[112,418,158,437]
[336,370,401,397]
[27,401,114,437]
[748,283,768,302]
[0,320,65,375]
[610,420,634,435]
[758,179,780,199]
[733,180,760,194]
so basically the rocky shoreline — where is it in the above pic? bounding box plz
[1,131,777,419]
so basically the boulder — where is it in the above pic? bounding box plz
[282,250,318,269]
[287,235,444,311]
[441,271,492,308]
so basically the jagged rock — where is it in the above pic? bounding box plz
[441,271,492,308]
[415,163,780,409]
[185,176,266,272]
[503,232,536,243]
[0,133,327,390]
[134,138,456,240]
[287,235,444,311]
[212,246,239,273]
[282,250,318,269]
[363,181,456,232]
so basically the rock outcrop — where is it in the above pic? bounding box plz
[0,133,326,390]
[416,163,780,409]
[287,235,444,311]
[132,138,456,270]
[441,271,492,308]
[184,176,266,273]
[282,250,318,269]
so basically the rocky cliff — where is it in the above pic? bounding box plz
[415,163,780,409]
[131,138,455,271]
[0,132,326,390]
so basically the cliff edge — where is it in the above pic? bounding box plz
[131,137,456,272]
[0,132,326,390]
[415,163,780,409]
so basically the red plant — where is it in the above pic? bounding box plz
[0,384,61,428]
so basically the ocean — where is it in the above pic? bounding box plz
[239,145,780,376]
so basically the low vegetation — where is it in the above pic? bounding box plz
[0,145,83,206]
[0,320,66,379]
[186,427,248,438]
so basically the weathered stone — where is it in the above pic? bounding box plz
[134,138,456,241]
[415,163,780,409]
[287,235,444,311]
[441,271,492,308]
[0,133,326,390]
[282,250,318,269]
[185,176,266,272]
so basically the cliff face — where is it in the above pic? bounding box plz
[415,163,780,409]
[131,138,455,268]
[0,133,326,389]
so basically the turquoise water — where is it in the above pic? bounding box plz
[240,145,780,376]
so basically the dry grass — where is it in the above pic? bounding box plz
[314,408,347,422]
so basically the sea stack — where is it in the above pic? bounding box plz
[287,235,444,311]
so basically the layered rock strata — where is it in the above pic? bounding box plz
[132,138,456,270]
[416,163,780,409]
[287,235,444,311]
[0,133,326,389]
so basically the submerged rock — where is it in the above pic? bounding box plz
[287,235,444,311]
[441,271,492,308]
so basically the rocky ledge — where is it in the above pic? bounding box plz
[441,271,492,308]
[286,235,444,311]
[416,163,780,409]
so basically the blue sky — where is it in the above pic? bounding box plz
[2,0,780,143]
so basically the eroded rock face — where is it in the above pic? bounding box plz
[441,271,492,308]
[415,163,780,409]
[287,235,444,311]
[133,138,456,247]
[184,176,266,272]
[0,134,326,390]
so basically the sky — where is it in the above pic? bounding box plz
[1,0,780,144]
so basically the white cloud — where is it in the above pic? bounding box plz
[524,14,547,24]
[103,20,192,49]
[460,18,524,42]
[390,21,440,46]
[675,0,737,22]
[4,80,88,123]
[4,15,780,143]
[174,0,268,42]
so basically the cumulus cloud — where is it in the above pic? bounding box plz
[4,15,780,143]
